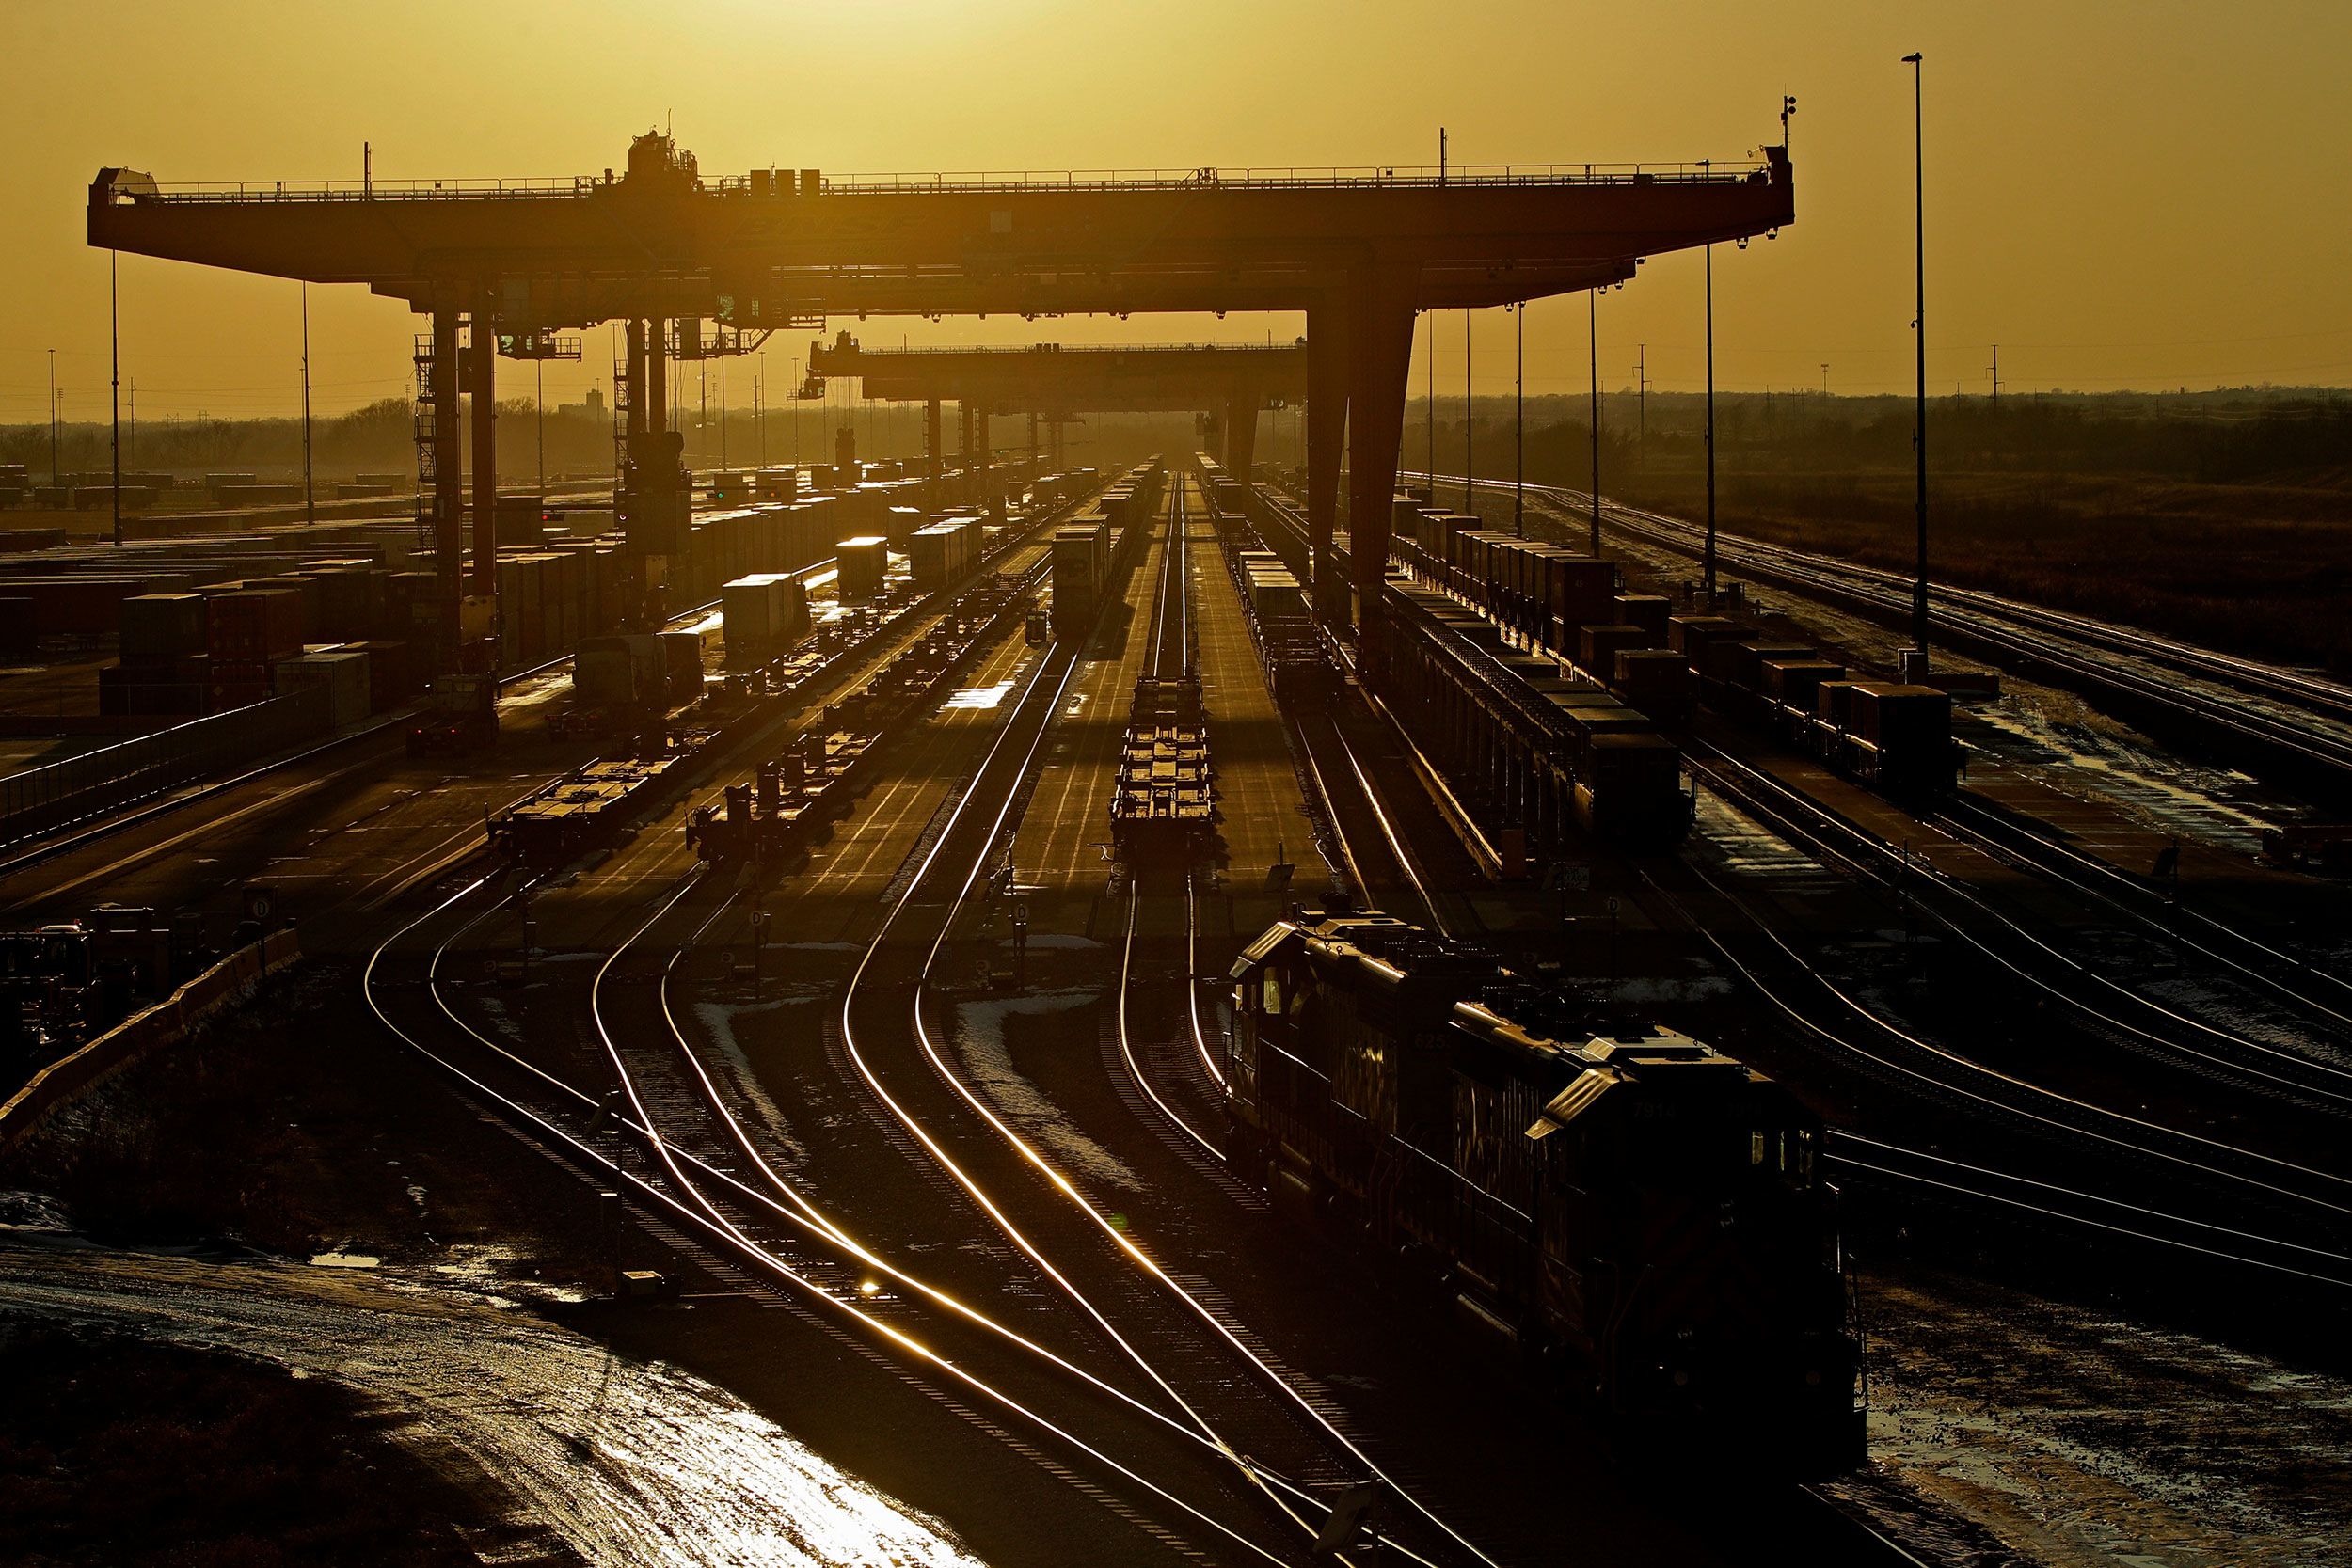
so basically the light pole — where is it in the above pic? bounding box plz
[1513,303,1524,536]
[1463,309,1474,511]
[1425,310,1435,496]
[300,282,314,526]
[1587,288,1600,555]
[48,349,58,487]
[1904,50,1930,670]
[110,252,122,546]
[1703,245,1717,602]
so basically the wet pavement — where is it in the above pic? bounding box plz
[1831,1264,2352,1568]
[0,1233,987,1568]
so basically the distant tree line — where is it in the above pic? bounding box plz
[1410,386,2352,494]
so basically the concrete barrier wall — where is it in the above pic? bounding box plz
[0,927,301,1158]
[0,687,333,848]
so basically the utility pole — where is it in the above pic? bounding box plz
[1821,362,1830,400]
[1635,343,1646,441]
[300,281,314,527]
[1704,245,1717,603]
[720,354,728,472]
[1989,344,2000,410]
[1587,288,1600,555]
[110,250,121,546]
[1905,51,1931,670]
[127,378,135,468]
[48,349,58,486]
[535,360,545,493]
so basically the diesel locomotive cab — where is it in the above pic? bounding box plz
[1225,913,1864,1475]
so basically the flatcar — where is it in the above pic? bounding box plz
[1225,911,1864,1474]
[1110,675,1216,865]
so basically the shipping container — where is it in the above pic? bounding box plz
[574,634,670,708]
[836,535,888,601]
[1577,622,1651,678]
[119,593,209,662]
[272,648,373,726]
[207,588,306,663]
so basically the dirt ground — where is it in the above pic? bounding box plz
[0,959,612,1282]
[0,1324,501,1568]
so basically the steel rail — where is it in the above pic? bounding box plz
[836,482,1502,1565]
[1497,474,2352,776]
[1112,475,1228,1162]
[1934,790,2352,1021]
[362,879,1298,1567]
[420,863,1394,1554]
[1703,733,2352,1114]
[1828,1131,2352,1289]
[1661,856,2352,1229]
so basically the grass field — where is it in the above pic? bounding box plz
[1430,390,2352,675]
[1612,466,2352,673]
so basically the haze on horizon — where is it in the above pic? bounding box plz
[3,0,2346,424]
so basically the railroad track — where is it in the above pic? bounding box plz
[1227,477,1945,1563]
[1681,738,2352,1191]
[1637,856,2352,1292]
[356,474,1526,1560]
[1931,787,2352,1025]
[1687,736,2352,1115]
[1441,471,2352,789]
[821,476,1502,1564]
[382,466,1500,1562]
[369,873,1339,1567]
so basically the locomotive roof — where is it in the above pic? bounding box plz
[1228,911,1496,994]
[1450,1004,1750,1082]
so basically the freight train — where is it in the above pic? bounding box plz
[1670,614,1957,800]
[1390,501,1956,800]
[1215,474,1687,849]
[1047,463,1166,640]
[1192,458,1332,700]
[1224,910,1864,1474]
[1384,578,1692,849]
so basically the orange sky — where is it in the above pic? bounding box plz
[4,0,2348,423]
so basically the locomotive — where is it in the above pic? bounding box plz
[1225,911,1864,1473]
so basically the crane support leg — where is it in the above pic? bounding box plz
[1226,389,1262,485]
[1306,307,1350,624]
[469,303,497,595]
[1345,273,1416,681]
[432,305,463,634]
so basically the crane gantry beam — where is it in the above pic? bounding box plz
[88,135,1795,676]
